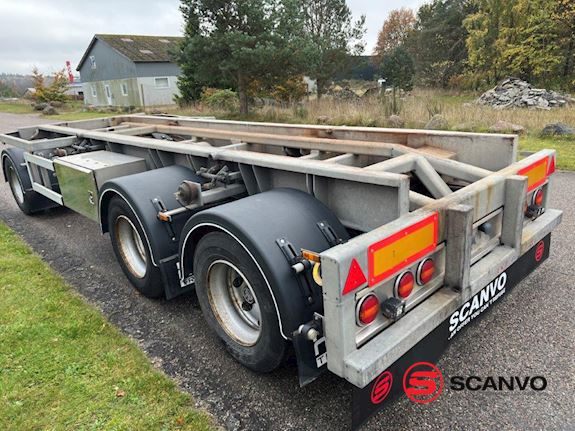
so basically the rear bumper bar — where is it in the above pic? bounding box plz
[343,208,562,388]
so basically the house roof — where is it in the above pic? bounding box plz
[77,34,183,71]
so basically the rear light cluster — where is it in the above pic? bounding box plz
[525,187,545,218]
[356,258,436,326]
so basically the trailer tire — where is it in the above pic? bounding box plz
[108,196,164,298]
[194,231,287,372]
[3,155,34,215]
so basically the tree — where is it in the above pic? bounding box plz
[406,0,477,87]
[380,46,416,92]
[374,8,415,64]
[32,68,69,103]
[177,0,305,114]
[463,0,574,87]
[300,0,366,98]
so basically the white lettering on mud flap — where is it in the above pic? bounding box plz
[448,272,508,340]
[314,337,327,368]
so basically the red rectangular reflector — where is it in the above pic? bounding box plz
[368,213,438,287]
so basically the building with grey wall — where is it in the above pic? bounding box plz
[77,34,182,107]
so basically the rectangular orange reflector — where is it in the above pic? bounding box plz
[518,157,549,192]
[368,213,438,286]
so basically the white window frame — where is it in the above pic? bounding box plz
[91,85,97,98]
[154,77,170,89]
[121,83,128,96]
[89,55,97,70]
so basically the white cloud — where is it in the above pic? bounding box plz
[0,0,425,74]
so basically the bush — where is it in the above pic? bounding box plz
[200,88,239,111]
[32,68,69,103]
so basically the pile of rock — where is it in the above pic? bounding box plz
[476,77,574,110]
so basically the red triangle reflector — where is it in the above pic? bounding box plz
[548,155,555,175]
[343,259,367,295]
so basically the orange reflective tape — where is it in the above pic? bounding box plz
[368,213,438,287]
[518,157,549,192]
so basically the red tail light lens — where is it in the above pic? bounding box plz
[395,271,415,299]
[532,188,544,207]
[357,294,380,326]
[416,258,435,285]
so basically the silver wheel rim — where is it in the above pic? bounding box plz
[8,167,24,205]
[115,215,147,279]
[207,260,262,346]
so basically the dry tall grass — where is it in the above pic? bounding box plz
[174,88,575,135]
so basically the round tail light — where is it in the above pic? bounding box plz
[395,271,415,299]
[417,258,435,285]
[356,294,380,326]
[532,188,544,207]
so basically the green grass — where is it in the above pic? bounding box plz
[520,135,575,171]
[0,101,35,114]
[0,222,214,431]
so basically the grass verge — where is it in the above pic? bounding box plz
[520,135,575,171]
[0,221,214,431]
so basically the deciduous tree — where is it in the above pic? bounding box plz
[374,8,415,64]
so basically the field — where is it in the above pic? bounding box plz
[0,221,213,431]
[1,88,575,170]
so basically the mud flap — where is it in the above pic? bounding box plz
[293,327,328,387]
[159,254,195,300]
[351,234,551,430]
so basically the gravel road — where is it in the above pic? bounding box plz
[0,113,573,430]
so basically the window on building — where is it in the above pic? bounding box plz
[89,55,96,70]
[155,77,169,89]
[158,39,171,44]
[105,85,112,98]
[91,85,97,97]
[121,83,128,96]
[139,49,153,55]
[121,38,134,43]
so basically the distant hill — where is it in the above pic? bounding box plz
[0,74,35,97]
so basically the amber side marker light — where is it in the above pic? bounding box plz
[395,271,415,299]
[356,294,380,326]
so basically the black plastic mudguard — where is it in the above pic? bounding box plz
[1,147,59,212]
[350,234,551,430]
[179,188,350,339]
[99,165,206,299]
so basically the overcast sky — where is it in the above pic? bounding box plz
[0,0,426,75]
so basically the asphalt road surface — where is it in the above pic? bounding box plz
[0,113,573,431]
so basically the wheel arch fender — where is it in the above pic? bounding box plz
[98,165,205,268]
[179,188,349,340]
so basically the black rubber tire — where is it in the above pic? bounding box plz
[194,231,287,372]
[108,196,164,298]
[3,156,35,215]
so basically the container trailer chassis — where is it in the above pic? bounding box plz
[1,114,562,429]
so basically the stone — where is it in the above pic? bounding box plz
[388,115,404,128]
[33,102,49,111]
[489,120,525,134]
[42,105,59,115]
[476,77,572,110]
[541,123,575,137]
[425,115,448,130]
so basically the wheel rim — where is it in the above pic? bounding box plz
[207,260,262,346]
[8,166,24,205]
[115,215,147,279]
